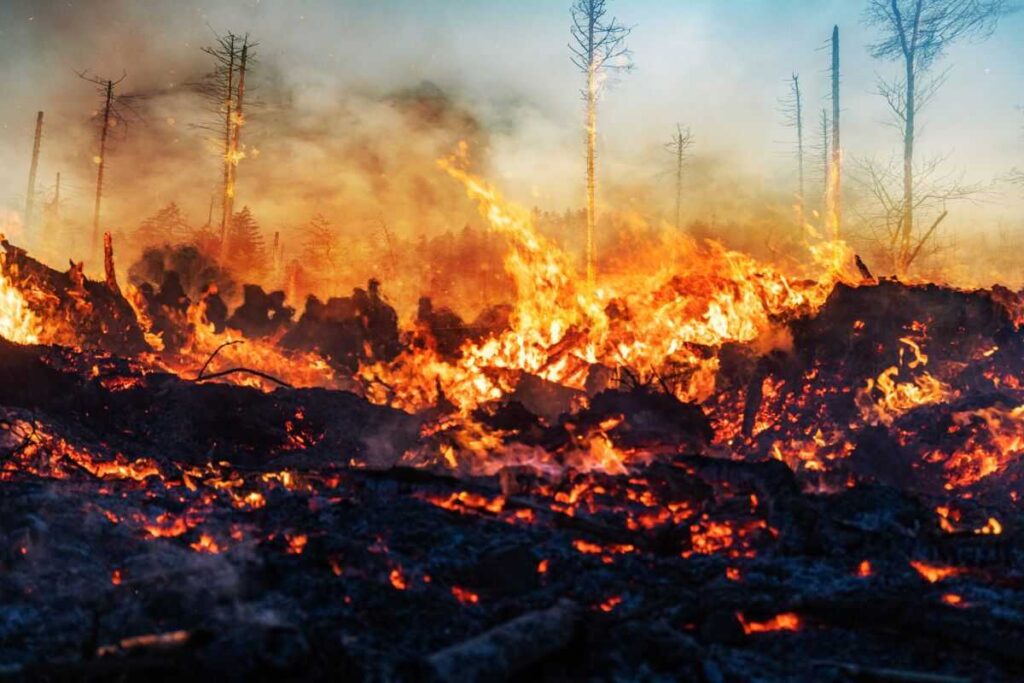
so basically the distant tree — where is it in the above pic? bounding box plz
[301,213,338,275]
[77,70,141,258]
[226,206,267,277]
[864,0,1009,274]
[664,124,695,231]
[779,74,805,209]
[135,202,191,247]
[815,109,831,213]
[194,31,256,251]
[569,0,633,284]
[829,25,842,235]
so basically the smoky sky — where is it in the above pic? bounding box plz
[1,0,1022,255]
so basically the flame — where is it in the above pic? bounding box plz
[0,270,41,344]
[937,405,1024,489]
[451,586,480,605]
[857,337,955,426]
[359,156,853,474]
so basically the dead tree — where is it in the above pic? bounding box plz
[664,124,694,231]
[865,0,1009,274]
[24,112,43,240]
[78,71,136,260]
[816,109,831,213]
[569,0,632,284]
[225,38,252,236]
[196,31,255,255]
[779,75,805,209]
[828,25,841,237]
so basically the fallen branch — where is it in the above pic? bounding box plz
[192,339,293,388]
[425,599,581,683]
[812,660,970,683]
[195,340,243,380]
[194,367,293,389]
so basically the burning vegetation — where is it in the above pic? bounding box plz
[3,0,1024,681]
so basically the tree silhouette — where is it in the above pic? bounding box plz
[569,0,632,284]
[135,202,192,248]
[865,0,1009,274]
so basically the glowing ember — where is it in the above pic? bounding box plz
[285,532,308,555]
[451,586,480,605]
[389,568,408,591]
[910,560,962,584]
[190,534,222,554]
[737,611,802,634]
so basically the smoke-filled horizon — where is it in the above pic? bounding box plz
[1,0,1022,294]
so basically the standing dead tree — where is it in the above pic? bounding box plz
[24,112,43,241]
[664,124,695,231]
[779,74,805,210]
[569,0,632,284]
[828,25,842,237]
[865,0,1009,275]
[195,31,256,256]
[816,109,831,213]
[78,70,138,260]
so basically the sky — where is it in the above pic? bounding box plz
[0,0,1021,272]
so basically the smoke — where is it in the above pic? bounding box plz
[1,0,1022,306]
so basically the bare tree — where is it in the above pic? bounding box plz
[24,112,43,241]
[865,0,1009,274]
[569,0,632,284]
[78,70,139,258]
[816,108,831,213]
[195,31,256,255]
[828,25,842,236]
[850,153,981,272]
[779,74,805,209]
[664,124,694,231]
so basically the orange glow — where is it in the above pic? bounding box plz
[389,568,408,591]
[285,532,308,555]
[598,595,623,613]
[111,569,122,585]
[537,559,549,574]
[737,611,802,634]
[941,593,965,607]
[190,533,222,554]
[910,560,961,583]
[451,586,480,605]
[856,560,872,577]
[0,271,41,344]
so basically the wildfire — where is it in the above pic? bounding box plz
[358,154,854,475]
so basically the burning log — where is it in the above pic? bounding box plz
[103,232,120,295]
[423,599,581,683]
